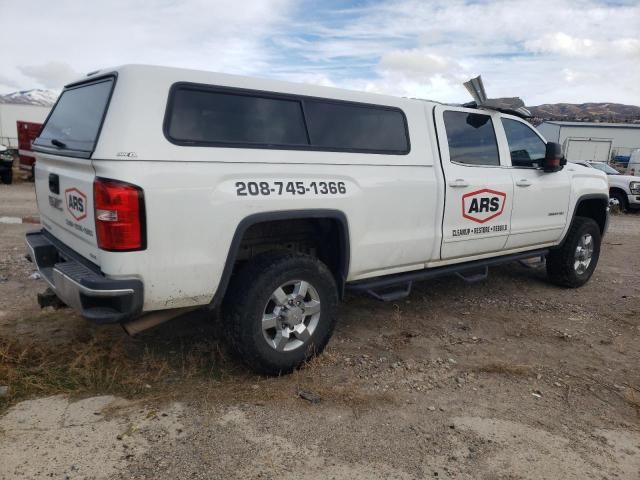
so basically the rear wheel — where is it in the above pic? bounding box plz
[546,217,601,287]
[223,252,339,375]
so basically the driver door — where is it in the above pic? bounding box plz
[497,116,572,249]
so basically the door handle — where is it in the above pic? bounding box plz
[49,173,59,194]
[448,179,469,188]
[516,179,532,187]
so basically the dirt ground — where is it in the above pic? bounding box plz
[1,181,639,479]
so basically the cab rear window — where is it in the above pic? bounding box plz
[34,77,114,156]
[443,111,500,166]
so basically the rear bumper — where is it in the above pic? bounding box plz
[25,230,143,324]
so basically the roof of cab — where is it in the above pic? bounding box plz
[67,64,435,110]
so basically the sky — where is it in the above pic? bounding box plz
[1,0,639,106]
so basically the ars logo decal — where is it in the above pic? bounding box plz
[65,187,87,221]
[462,189,507,224]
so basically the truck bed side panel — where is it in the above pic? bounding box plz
[93,159,439,311]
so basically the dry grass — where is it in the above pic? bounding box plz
[624,389,640,414]
[0,329,228,413]
[1,325,392,415]
[474,362,532,377]
[0,327,378,415]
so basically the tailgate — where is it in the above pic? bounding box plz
[34,153,99,263]
[32,76,116,265]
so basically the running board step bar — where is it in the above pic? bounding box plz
[348,249,549,301]
[455,266,488,283]
[365,282,412,302]
[518,254,546,269]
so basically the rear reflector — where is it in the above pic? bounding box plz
[94,178,145,251]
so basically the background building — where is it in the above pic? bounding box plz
[0,104,50,149]
[537,121,640,165]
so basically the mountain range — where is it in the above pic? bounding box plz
[528,103,640,123]
[1,89,639,123]
[0,89,59,107]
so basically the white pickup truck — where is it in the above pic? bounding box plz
[25,65,609,374]
[572,161,640,211]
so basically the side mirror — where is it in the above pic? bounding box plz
[543,142,564,172]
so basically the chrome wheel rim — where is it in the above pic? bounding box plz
[262,280,321,352]
[574,233,594,274]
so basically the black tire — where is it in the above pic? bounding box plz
[546,217,601,288]
[610,190,627,212]
[223,252,339,375]
[0,169,12,185]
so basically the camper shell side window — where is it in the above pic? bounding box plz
[163,83,411,155]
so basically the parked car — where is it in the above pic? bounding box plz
[573,161,640,211]
[613,154,630,167]
[0,143,14,184]
[25,65,609,374]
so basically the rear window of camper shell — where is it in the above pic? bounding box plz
[34,77,115,157]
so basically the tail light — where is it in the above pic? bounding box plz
[94,178,146,251]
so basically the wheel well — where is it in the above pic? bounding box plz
[238,217,347,276]
[609,187,627,200]
[574,197,608,233]
[213,212,350,306]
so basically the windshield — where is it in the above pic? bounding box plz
[34,77,114,156]
[590,162,620,175]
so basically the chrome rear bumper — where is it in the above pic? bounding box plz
[25,230,143,323]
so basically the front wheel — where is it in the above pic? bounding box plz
[546,216,601,288]
[223,252,339,375]
[610,190,628,212]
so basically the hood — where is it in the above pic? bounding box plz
[612,174,639,181]
[607,173,640,188]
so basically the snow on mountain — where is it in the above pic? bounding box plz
[0,89,58,106]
